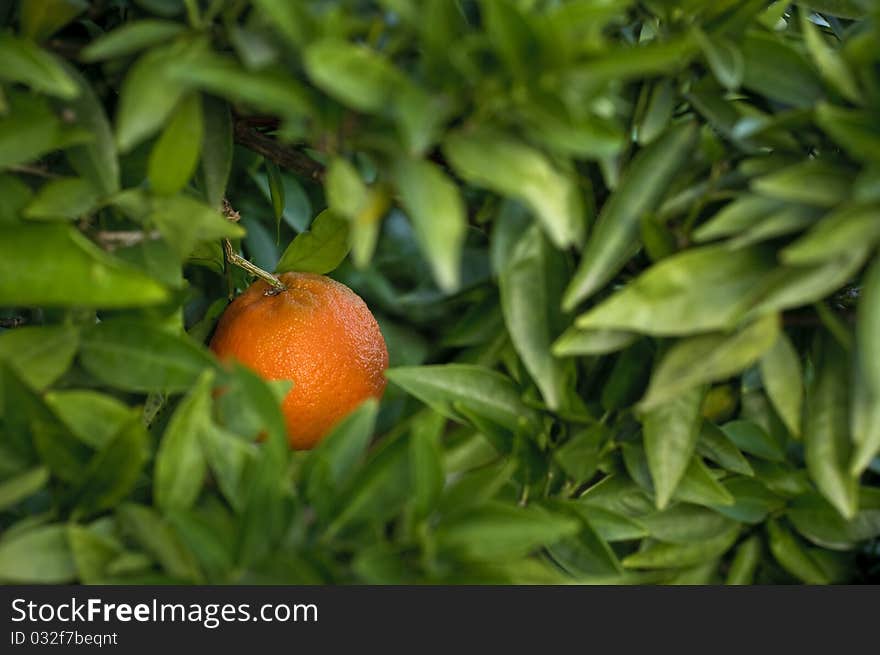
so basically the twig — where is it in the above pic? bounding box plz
[94,230,162,250]
[221,200,286,295]
[0,316,26,328]
[232,120,324,181]
[7,164,61,179]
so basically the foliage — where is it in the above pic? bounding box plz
[1,0,880,585]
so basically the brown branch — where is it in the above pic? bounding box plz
[232,120,324,181]
[94,230,161,250]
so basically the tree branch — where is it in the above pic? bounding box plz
[233,120,324,181]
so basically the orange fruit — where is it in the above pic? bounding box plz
[209,271,388,449]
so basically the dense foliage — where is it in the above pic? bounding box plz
[1,0,879,584]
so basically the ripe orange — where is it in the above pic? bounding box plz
[209,272,388,449]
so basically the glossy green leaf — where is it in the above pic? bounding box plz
[20,0,88,42]
[116,503,201,581]
[154,370,213,512]
[148,92,204,195]
[386,364,540,432]
[815,103,880,163]
[642,386,705,509]
[0,467,49,511]
[409,410,445,520]
[45,390,132,449]
[0,324,78,390]
[767,519,829,584]
[0,524,76,583]
[499,224,567,410]
[641,314,779,410]
[81,20,186,61]
[436,502,579,561]
[0,225,168,307]
[80,319,215,392]
[800,12,861,103]
[752,160,852,207]
[576,245,774,336]
[782,204,880,265]
[200,96,233,209]
[725,535,761,584]
[24,177,100,221]
[394,158,465,292]
[552,327,637,357]
[741,32,822,107]
[0,34,78,98]
[760,332,804,438]
[805,337,857,519]
[622,524,739,569]
[697,422,754,477]
[444,128,584,250]
[563,121,698,309]
[276,209,350,275]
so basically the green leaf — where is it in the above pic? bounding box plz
[752,160,852,207]
[24,177,100,221]
[154,370,213,512]
[856,258,880,397]
[642,386,705,509]
[693,195,786,243]
[800,12,861,103]
[676,458,735,508]
[499,224,567,410]
[552,327,637,357]
[200,96,233,209]
[0,524,77,583]
[545,502,623,576]
[117,503,201,582]
[697,422,754,477]
[641,314,780,410]
[435,502,579,561]
[741,32,823,108]
[0,225,168,307]
[266,160,285,239]
[20,0,88,42]
[115,43,195,152]
[80,319,215,392]
[760,332,804,437]
[815,103,880,163]
[722,419,785,462]
[169,54,314,119]
[386,364,541,432]
[850,360,880,476]
[45,390,132,449]
[148,92,204,195]
[639,504,736,544]
[788,490,880,550]
[199,426,255,513]
[0,92,88,169]
[725,535,761,585]
[745,247,871,319]
[0,324,79,390]
[444,128,584,249]
[61,64,120,195]
[563,121,698,309]
[695,29,743,90]
[110,190,244,259]
[0,467,49,510]
[325,435,411,538]
[303,38,405,114]
[67,523,124,584]
[0,174,34,224]
[782,204,880,265]
[393,158,466,292]
[767,519,829,584]
[711,476,784,524]
[72,416,149,516]
[409,410,445,520]
[805,336,858,519]
[0,34,78,98]
[575,245,774,336]
[81,19,186,61]
[303,399,379,512]
[622,524,739,569]
[276,209,350,275]
[796,1,867,18]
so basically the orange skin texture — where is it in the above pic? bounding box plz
[209,272,388,450]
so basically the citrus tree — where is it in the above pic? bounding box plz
[1,0,879,584]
